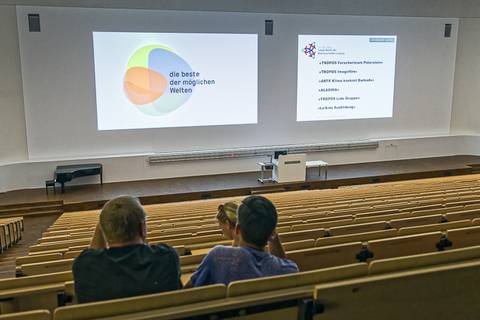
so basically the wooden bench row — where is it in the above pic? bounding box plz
[45,186,480,229]
[42,184,480,240]
[43,175,480,232]
[0,218,23,253]
[39,195,480,240]
[4,175,480,317]
[2,247,480,319]
[38,194,480,244]
[26,204,480,262]
[16,222,480,280]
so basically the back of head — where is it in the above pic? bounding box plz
[100,196,146,244]
[216,201,239,227]
[237,195,277,247]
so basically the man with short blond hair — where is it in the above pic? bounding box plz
[73,196,181,303]
[98,195,147,246]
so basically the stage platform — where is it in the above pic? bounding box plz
[1,155,480,212]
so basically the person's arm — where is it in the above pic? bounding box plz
[172,247,183,289]
[268,230,286,259]
[183,250,214,289]
[90,222,107,249]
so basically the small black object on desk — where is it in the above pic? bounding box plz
[54,163,103,193]
[45,179,57,194]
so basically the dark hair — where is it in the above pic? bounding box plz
[237,195,277,247]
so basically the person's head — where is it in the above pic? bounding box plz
[216,201,239,240]
[236,195,277,248]
[100,196,147,246]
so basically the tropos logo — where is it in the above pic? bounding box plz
[303,42,317,59]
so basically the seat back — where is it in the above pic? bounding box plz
[54,285,226,320]
[286,242,363,271]
[16,253,63,267]
[446,226,480,249]
[158,234,224,246]
[0,272,72,314]
[313,260,480,320]
[354,212,410,224]
[21,259,74,277]
[366,232,443,260]
[0,271,72,291]
[227,263,367,297]
[369,245,480,274]
[303,218,356,230]
[180,253,206,266]
[328,221,387,236]
[0,310,51,320]
[283,239,316,251]
[315,229,397,248]
[445,209,480,221]
[63,251,82,259]
[411,206,464,216]
[279,228,325,243]
[397,220,472,236]
[389,214,444,229]
[29,239,90,253]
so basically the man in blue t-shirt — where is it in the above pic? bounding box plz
[187,195,299,287]
[73,196,181,303]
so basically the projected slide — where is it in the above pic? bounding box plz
[93,32,258,130]
[297,35,397,121]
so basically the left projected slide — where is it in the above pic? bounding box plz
[93,32,258,130]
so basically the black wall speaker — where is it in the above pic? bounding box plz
[265,20,274,36]
[28,14,41,32]
[444,23,452,38]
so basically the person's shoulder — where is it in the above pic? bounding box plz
[73,248,104,270]
[208,245,239,256]
[276,257,299,272]
[75,248,104,260]
[211,244,236,252]
[149,243,175,252]
[196,245,238,263]
[148,243,179,259]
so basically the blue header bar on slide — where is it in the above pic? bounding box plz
[369,37,396,42]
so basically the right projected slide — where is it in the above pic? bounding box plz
[297,35,397,121]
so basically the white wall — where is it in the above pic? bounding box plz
[2,3,480,193]
[451,18,480,135]
[0,6,28,164]
[16,6,458,160]
[3,0,480,17]
[1,134,476,193]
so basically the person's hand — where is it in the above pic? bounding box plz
[90,221,107,249]
[267,229,285,258]
[268,230,278,243]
